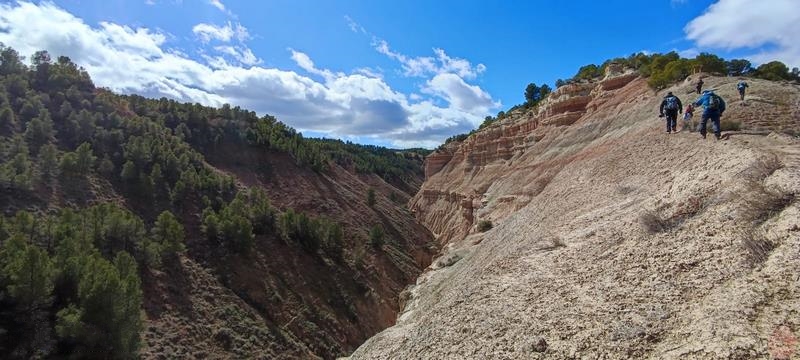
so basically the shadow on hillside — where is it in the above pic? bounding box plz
[143,257,196,321]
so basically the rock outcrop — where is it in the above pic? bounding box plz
[349,75,800,359]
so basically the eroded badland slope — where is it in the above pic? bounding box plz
[349,71,800,358]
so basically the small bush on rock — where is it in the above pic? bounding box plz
[477,220,493,232]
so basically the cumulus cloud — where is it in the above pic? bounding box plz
[684,0,800,67]
[423,73,497,112]
[0,1,495,148]
[192,21,248,43]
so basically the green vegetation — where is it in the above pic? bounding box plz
[0,206,145,358]
[367,188,376,207]
[0,44,422,358]
[369,225,385,248]
[571,51,799,89]
[278,208,342,256]
[477,219,493,232]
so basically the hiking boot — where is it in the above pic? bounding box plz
[701,133,707,139]
[714,134,721,140]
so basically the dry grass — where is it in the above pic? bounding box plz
[672,196,706,219]
[538,233,567,251]
[740,182,796,225]
[639,210,671,234]
[738,155,783,182]
[740,229,775,266]
[720,119,742,131]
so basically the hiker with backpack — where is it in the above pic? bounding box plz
[696,78,704,94]
[737,80,749,101]
[693,90,727,140]
[659,91,683,134]
[683,104,695,132]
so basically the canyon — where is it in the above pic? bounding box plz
[349,69,800,358]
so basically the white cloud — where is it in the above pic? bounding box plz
[677,47,699,59]
[0,1,496,148]
[423,73,497,113]
[192,22,248,43]
[208,0,225,12]
[344,15,366,34]
[214,45,261,66]
[684,0,800,67]
[373,39,487,79]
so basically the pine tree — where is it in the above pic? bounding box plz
[369,225,384,248]
[37,143,59,185]
[75,142,96,173]
[59,152,79,178]
[98,155,115,177]
[1,235,54,310]
[24,109,56,152]
[0,105,16,134]
[150,163,164,193]
[151,211,185,256]
[3,136,34,190]
[201,207,221,242]
[249,188,274,234]
[367,188,376,207]
[111,252,143,356]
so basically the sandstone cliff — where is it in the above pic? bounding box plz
[349,73,800,359]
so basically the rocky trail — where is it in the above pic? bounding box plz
[347,73,800,359]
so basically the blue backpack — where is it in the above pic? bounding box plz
[665,96,679,110]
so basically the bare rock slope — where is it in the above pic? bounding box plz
[349,74,800,359]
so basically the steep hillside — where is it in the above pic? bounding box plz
[0,47,436,359]
[350,70,800,358]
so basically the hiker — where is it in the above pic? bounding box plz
[737,80,749,101]
[693,90,727,140]
[696,78,704,94]
[683,103,695,132]
[659,91,683,133]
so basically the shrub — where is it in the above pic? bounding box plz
[477,220,493,232]
[639,210,670,234]
[740,229,775,266]
[366,188,376,207]
[369,225,384,248]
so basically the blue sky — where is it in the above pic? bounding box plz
[1,0,798,148]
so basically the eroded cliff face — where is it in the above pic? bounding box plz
[351,73,800,359]
[411,68,646,244]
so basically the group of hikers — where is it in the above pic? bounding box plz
[658,78,750,140]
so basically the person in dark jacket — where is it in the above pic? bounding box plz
[696,78,704,94]
[694,90,727,140]
[737,80,749,101]
[659,91,683,133]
